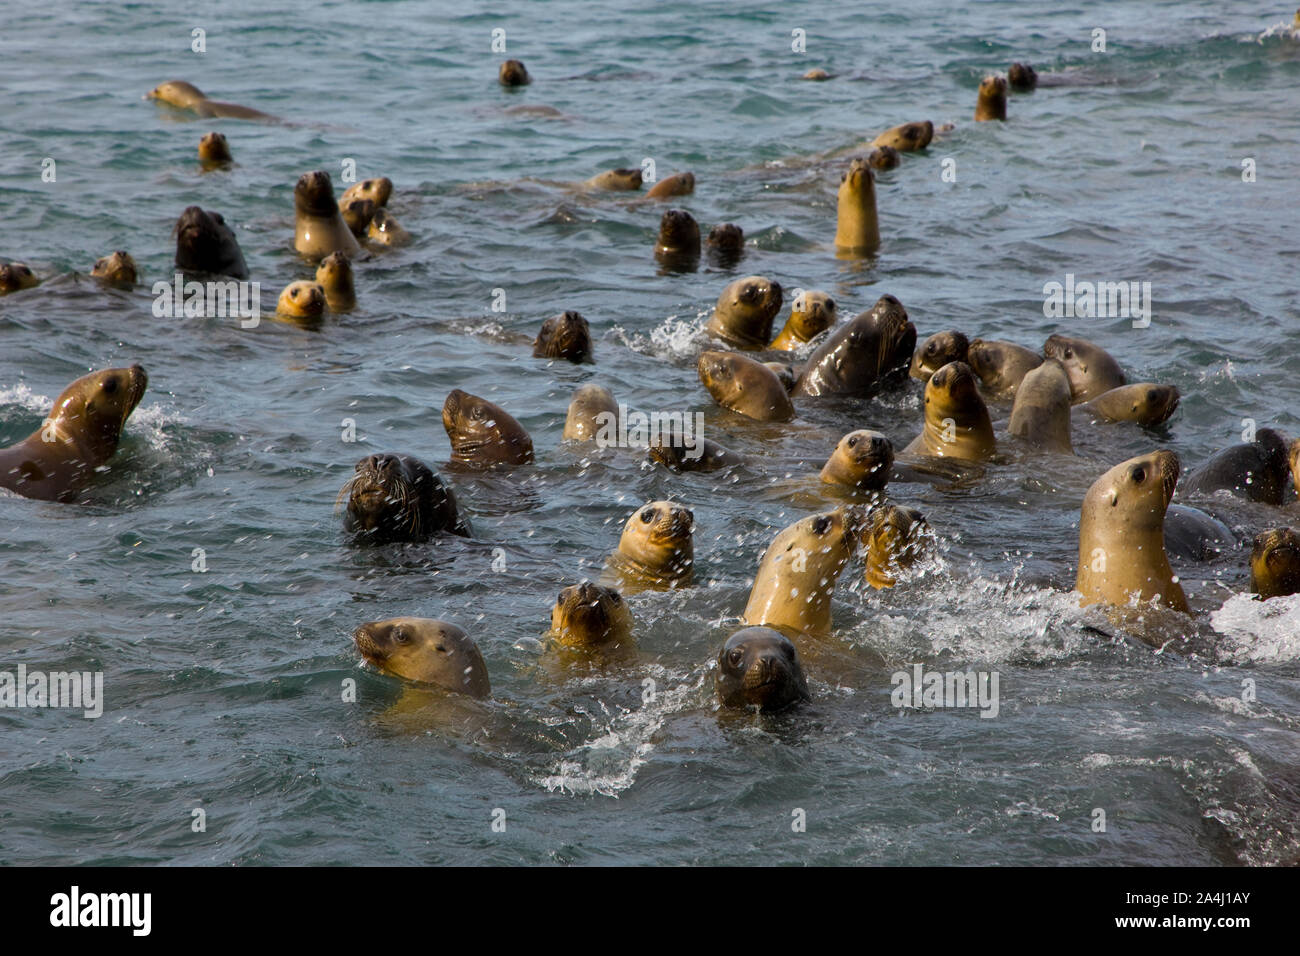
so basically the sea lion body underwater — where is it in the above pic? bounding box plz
[795,294,915,398]
[340,453,470,543]
[1180,428,1290,506]
[715,628,809,712]
[834,156,880,256]
[145,81,279,122]
[174,206,249,278]
[442,389,534,468]
[293,170,362,260]
[353,618,490,697]
[742,507,860,636]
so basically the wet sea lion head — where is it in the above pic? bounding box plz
[1250,528,1300,600]
[533,310,592,363]
[91,251,138,286]
[715,627,809,712]
[550,581,634,647]
[353,617,490,697]
[910,329,970,381]
[499,59,531,86]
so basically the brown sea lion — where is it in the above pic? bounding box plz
[1008,359,1073,453]
[910,330,970,381]
[1250,528,1300,600]
[91,251,138,287]
[764,362,798,393]
[275,280,325,321]
[697,351,795,422]
[366,208,411,247]
[794,294,916,398]
[0,365,148,503]
[145,80,280,122]
[1008,63,1038,91]
[1081,384,1180,427]
[862,503,930,589]
[339,453,470,543]
[655,209,701,270]
[340,198,377,238]
[605,500,694,590]
[550,581,634,648]
[499,60,531,86]
[705,275,783,348]
[1043,334,1126,403]
[834,156,880,256]
[647,431,741,472]
[903,361,996,461]
[353,618,489,697]
[197,132,232,168]
[293,170,362,260]
[715,628,810,712]
[645,171,695,199]
[0,263,39,294]
[534,310,592,363]
[173,206,249,278]
[975,75,1008,121]
[442,389,534,468]
[341,177,393,209]
[1076,450,1188,614]
[706,223,745,268]
[802,68,831,81]
[820,430,893,491]
[584,167,643,190]
[770,291,836,351]
[1181,428,1290,506]
[966,338,1043,398]
[316,252,356,312]
[742,507,859,636]
[562,384,618,442]
[871,121,934,151]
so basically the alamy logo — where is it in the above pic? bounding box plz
[50,886,151,936]
[593,403,706,460]
[152,272,261,327]
[1042,273,1151,328]
[890,663,1000,718]
[0,664,103,718]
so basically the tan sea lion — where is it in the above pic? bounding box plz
[0,263,39,294]
[442,389,534,468]
[1043,334,1126,403]
[1250,528,1300,600]
[584,167,643,190]
[903,361,996,461]
[655,209,701,270]
[706,223,745,268]
[498,60,531,86]
[802,68,831,81]
[820,430,893,492]
[1291,438,1300,494]
[966,338,1042,398]
[645,171,695,199]
[910,330,969,381]
[1076,450,1188,614]
[293,170,362,260]
[0,365,148,503]
[715,628,810,712]
[742,507,859,636]
[862,504,930,589]
[145,80,280,122]
[1008,359,1074,453]
[562,384,618,442]
[1008,63,1038,91]
[534,310,592,363]
[174,206,249,278]
[90,251,138,287]
[697,351,795,422]
[871,120,934,152]
[549,581,634,648]
[197,132,232,168]
[866,145,901,170]
[339,453,469,543]
[705,275,783,349]
[834,156,880,256]
[275,281,325,321]
[975,75,1008,121]
[1081,384,1180,427]
[353,618,489,697]
[366,208,411,247]
[340,198,376,238]
[770,291,836,351]
[605,500,694,590]
[1181,428,1290,506]
[795,294,916,398]
[341,177,393,209]
[315,252,356,312]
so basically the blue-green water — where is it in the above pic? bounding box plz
[2,1,1299,865]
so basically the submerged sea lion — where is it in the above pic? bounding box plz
[585,167,643,190]
[550,581,633,648]
[655,209,701,270]
[0,365,148,503]
[966,338,1042,398]
[1008,62,1038,91]
[1008,359,1073,453]
[820,430,893,491]
[275,280,325,321]
[499,60,531,86]
[341,177,393,209]
[904,361,996,461]
[534,310,592,363]
[770,291,836,351]
[339,453,469,543]
[145,80,279,122]
[1043,334,1126,403]
[605,500,694,590]
[802,68,831,81]
[862,503,930,589]
[197,132,232,168]
[367,208,411,247]
[647,431,741,472]
[743,507,859,636]
[866,145,901,170]
[1250,528,1300,599]
[173,206,249,278]
[910,330,969,381]
[91,251,138,287]
[1081,384,1180,427]
[562,384,618,442]
[1181,428,1290,505]
[341,198,377,238]
[795,294,915,398]
[764,362,797,393]
[834,156,880,256]
[871,120,934,152]
[353,618,489,697]
[715,628,809,712]
[645,171,695,199]
[293,170,361,260]
[315,252,356,312]
[0,263,39,294]
[975,75,1008,121]
[705,275,783,348]
[706,223,745,268]
[698,351,795,422]
[442,389,534,468]
[1164,503,1235,563]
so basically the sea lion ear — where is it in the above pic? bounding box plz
[1108,490,1118,507]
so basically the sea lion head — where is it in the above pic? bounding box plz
[743,507,859,635]
[90,251,137,286]
[1087,449,1180,534]
[1290,438,1300,492]
[910,330,970,381]
[715,627,809,712]
[339,453,462,543]
[562,384,618,442]
[896,120,934,149]
[861,294,917,382]
[841,156,874,195]
[49,365,149,456]
[710,275,783,348]
[342,177,393,208]
[550,581,633,648]
[589,167,643,190]
[645,171,695,199]
[1044,334,1125,402]
[784,291,837,343]
[976,75,1008,120]
[655,209,701,255]
[1123,384,1181,425]
[146,80,206,109]
[197,132,232,164]
[1007,62,1038,91]
[316,251,355,295]
[925,361,986,425]
[706,223,745,266]
[366,208,410,246]
[0,262,38,293]
[696,350,787,419]
[533,310,592,363]
[617,500,694,579]
[442,389,534,467]
[340,198,377,237]
[276,280,325,319]
[862,504,930,589]
[499,59,531,86]
[821,430,894,491]
[353,617,490,697]
[174,206,245,276]
[1250,528,1300,600]
[966,338,1041,395]
[866,145,901,170]
[294,170,341,217]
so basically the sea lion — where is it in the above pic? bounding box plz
[339,453,469,543]
[802,68,831,81]
[903,361,996,461]
[1180,428,1289,506]
[562,384,618,442]
[794,294,916,398]
[315,252,356,312]
[341,198,376,238]
[584,167,642,190]
[866,145,901,170]
[834,156,880,256]
[910,330,970,381]
[1008,63,1038,91]
[705,275,783,349]
[145,80,279,121]
[1008,359,1073,453]
[0,365,148,503]
[820,430,893,491]
[645,171,695,199]
[1291,438,1300,493]
[341,177,393,209]
[1043,334,1126,403]
[742,507,859,636]
[367,208,411,247]
[293,170,362,260]
[275,281,325,321]
[533,310,592,363]
[697,351,795,422]
[605,500,694,590]
[197,132,232,168]
[715,628,809,712]
[1250,528,1300,599]
[353,618,489,697]
[90,251,138,287]
[764,362,798,393]
[647,431,741,472]
[975,75,1008,121]
[1076,450,1188,613]
[174,206,249,278]
[1164,504,1235,562]
[1081,384,1180,427]
[862,504,930,589]
[706,223,745,268]
[442,389,534,468]
[770,291,836,351]
[871,120,934,152]
[0,263,39,294]
[654,209,701,270]
[498,60,531,86]
[966,338,1043,398]
[549,581,634,648]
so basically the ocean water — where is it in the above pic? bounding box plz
[1,1,1299,866]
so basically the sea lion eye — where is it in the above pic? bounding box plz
[102,378,119,394]
[435,645,448,654]
[812,515,832,535]
[1063,348,1073,359]
[640,508,656,524]
[1147,390,1158,403]
[728,648,745,667]
[825,299,835,311]
[393,628,410,644]
[1131,466,1146,483]
[847,436,858,447]
[609,592,621,604]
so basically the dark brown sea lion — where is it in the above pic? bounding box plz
[442,389,534,468]
[1007,63,1038,91]
[1180,428,1290,505]
[654,209,701,271]
[533,310,593,363]
[339,453,470,543]
[706,223,745,268]
[499,60,531,86]
[715,628,809,712]
[794,294,916,398]
[173,206,249,278]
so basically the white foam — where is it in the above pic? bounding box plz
[1209,591,1300,662]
